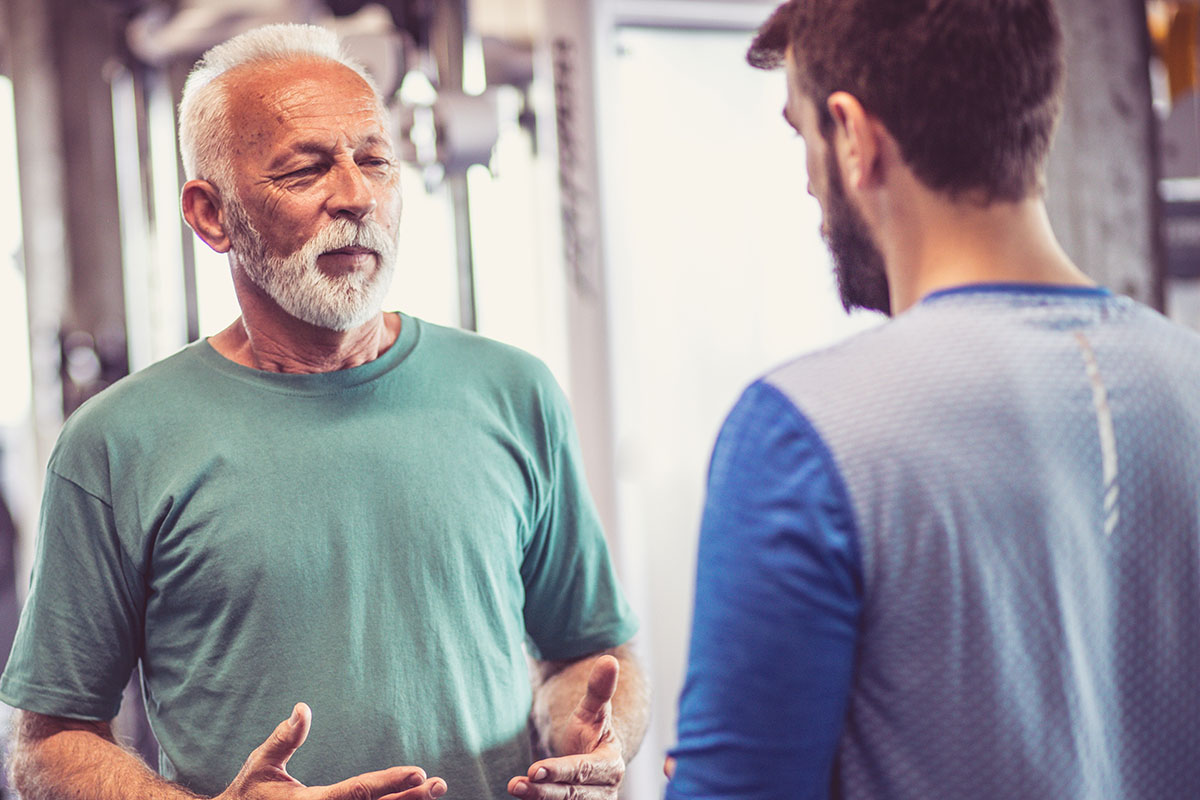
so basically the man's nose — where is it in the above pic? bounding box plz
[328,162,377,220]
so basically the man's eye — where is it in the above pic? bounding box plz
[284,166,321,179]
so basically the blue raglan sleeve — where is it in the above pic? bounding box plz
[666,380,863,800]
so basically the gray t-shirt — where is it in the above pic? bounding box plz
[670,285,1200,798]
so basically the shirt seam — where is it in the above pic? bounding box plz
[922,283,1114,303]
[46,466,148,581]
[48,465,114,509]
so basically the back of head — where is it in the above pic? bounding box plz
[178,23,380,189]
[749,0,1065,204]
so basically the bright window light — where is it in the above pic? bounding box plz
[0,76,31,428]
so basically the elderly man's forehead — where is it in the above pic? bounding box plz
[219,56,380,111]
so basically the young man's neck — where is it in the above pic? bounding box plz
[209,276,401,374]
[880,186,1093,314]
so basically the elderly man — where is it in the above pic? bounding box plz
[667,0,1200,798]
[1,24,646,800]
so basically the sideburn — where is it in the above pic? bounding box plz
[822,141,892,316]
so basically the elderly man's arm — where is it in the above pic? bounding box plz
[11,706,447,800]
[10,712,204,800]
[508,643,649,799]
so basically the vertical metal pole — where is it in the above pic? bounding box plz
[431,0,479,331]
[541,0,621,551]
[3,0,68,593]
[168,63,202,344]
[448,177,478,331]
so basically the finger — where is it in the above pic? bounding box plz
[317,765,432,800]
[576,656,619,721]
[254,702,311,769]
[664,756,677,779]
[522,748,624,786]
[507,777,617,800]
[375,777,447,800]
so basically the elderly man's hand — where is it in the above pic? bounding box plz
[508,656,625,799]
[217,703,447,800]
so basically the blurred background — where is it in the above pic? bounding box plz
[0,0,1196,797]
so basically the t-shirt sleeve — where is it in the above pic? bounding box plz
[519,376,638,661]
[0,466,145,721]
[666,380,862,800]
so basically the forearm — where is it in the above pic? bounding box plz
[11,712,204,800]
[531,643,650,762]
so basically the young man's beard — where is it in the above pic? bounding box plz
[822,147,892,316]
[222,193,400,331]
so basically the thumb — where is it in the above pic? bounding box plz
[576,655,619,722]
[255,702,311,769]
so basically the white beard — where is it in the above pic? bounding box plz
[224,197,399,331]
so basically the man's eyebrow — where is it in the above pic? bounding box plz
[266,143,331,172]
[266,134,393,171]
[358,133,391,150]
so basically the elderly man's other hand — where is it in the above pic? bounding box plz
[218,703,447,800]
[507,656,625,799]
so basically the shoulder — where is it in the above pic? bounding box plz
[403,318,578,447]
[1110,297,1200,359]
[409,317,559,388]
[762,288,1200,449]
[760,291,1104,427]
[751,297,1023,461]
[762,296,987,389]
[63,341,203,422]
[47,343,208,494]
[711,379,845,503]
[406,317,569,423]
[757,312,914,429]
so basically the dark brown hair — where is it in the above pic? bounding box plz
[748,0,1065,203]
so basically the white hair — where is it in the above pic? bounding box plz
[177,23,382,188]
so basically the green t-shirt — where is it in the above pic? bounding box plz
[0,314,637,798]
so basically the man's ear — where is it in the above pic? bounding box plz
[826,91,884,191]
[181,179,232,254]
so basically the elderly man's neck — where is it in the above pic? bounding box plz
[209,300,402,374]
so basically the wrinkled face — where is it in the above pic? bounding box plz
[784,52,890,315]
[219,58,403,330]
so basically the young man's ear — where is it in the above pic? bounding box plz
[181,179,232,254]
[826,91,884,191]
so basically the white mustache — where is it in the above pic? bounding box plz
[308,218,394,258]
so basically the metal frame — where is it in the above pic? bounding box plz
[572,6,780,799]
[550,0,777,552]
[607,0,777,31]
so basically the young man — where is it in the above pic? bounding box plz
[2,24,646,800]
[668,1,1200,798]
